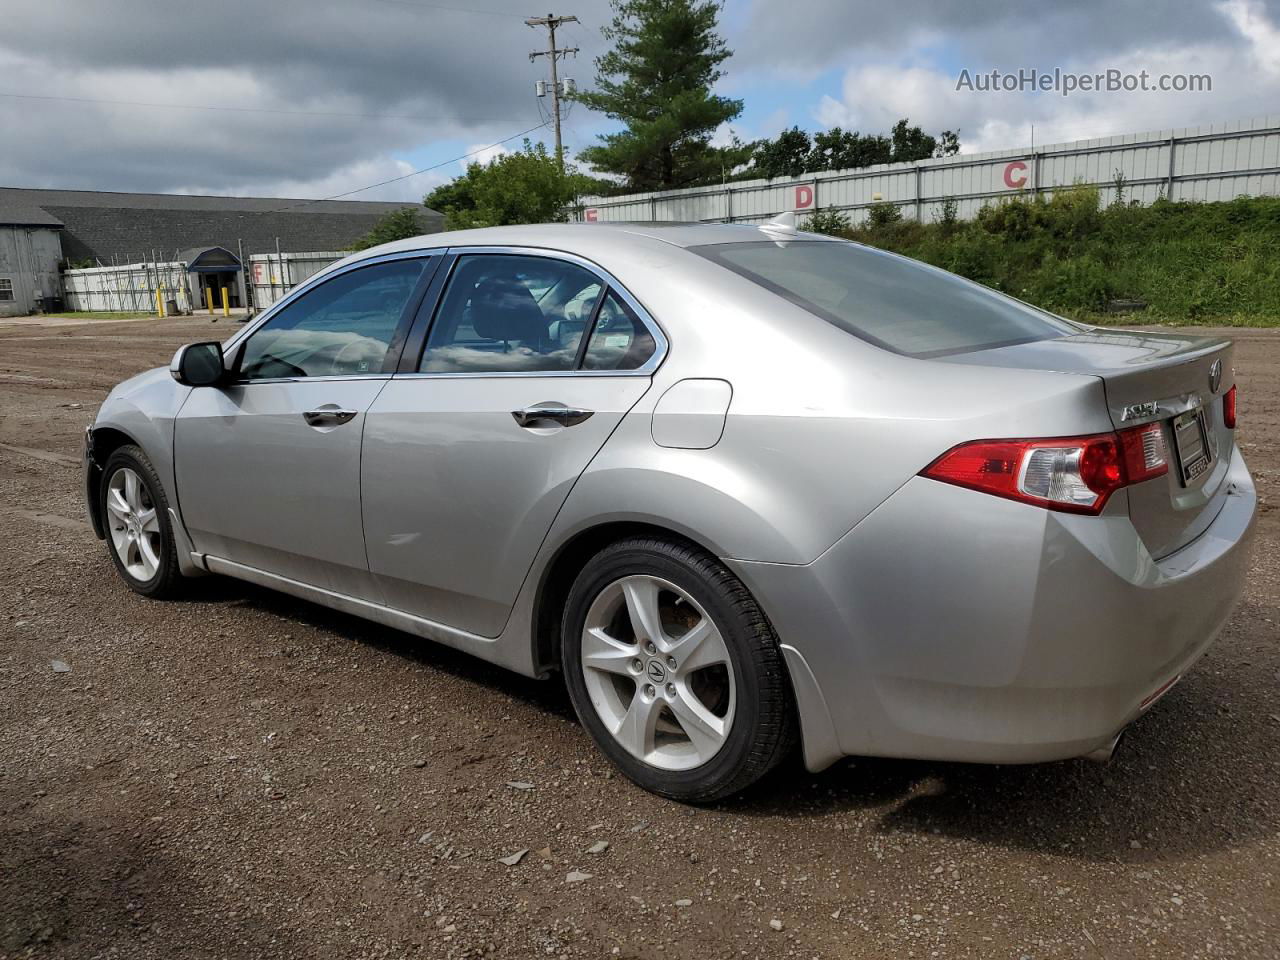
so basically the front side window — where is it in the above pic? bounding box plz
[692,240,1079,358]
[0,278,13,302]
[420,255,603,374]
[239,258,429,380]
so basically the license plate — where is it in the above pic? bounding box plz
[1172,408,1211,485]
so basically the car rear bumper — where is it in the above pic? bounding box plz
[729,444,1257,772]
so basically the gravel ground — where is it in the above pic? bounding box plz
[1,315,1277,960]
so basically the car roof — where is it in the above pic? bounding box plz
[365,220,845,259]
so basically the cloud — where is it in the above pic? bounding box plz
[0,0,616,197]
[804,0,1280,154]
[736,0,1250,72]
[463,143,511,170]
[1220,0,1280,73]
[2,0,1277,197]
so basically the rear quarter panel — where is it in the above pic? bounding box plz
[548,248,1118,564]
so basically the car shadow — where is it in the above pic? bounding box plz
[188,575,578,723]
[730,635,1279,864]
[190,579,1278,865]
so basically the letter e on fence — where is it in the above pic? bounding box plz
[794,184,814,210]
[1003,161,1028,189]
[584,208,599,222]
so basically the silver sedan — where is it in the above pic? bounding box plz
[85,219,1257,801]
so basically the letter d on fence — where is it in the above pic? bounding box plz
[795,184,815,210]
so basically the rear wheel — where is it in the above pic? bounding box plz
[100,445,184,599]
[561,537,795,802]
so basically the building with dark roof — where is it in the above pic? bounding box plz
[0,186,443,316]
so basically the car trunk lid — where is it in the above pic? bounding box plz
[944,329,1236,559]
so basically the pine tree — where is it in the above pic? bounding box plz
[574,0,747,190]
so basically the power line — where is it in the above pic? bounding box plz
[271,119,551,210]
[0,91,515,125]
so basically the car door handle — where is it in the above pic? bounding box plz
[303,408,359,427]
[511,405,595,428]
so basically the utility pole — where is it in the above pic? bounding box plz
[527,13,578,170]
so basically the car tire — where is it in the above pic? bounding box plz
[99,444,185,599]
[561,536,796,803]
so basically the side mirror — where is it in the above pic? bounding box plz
[170,341,227,387]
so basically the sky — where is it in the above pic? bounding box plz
[1,0,1277,203]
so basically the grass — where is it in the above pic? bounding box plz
[816,191,1280,328]
[41,311,157,320]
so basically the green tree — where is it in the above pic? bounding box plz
[890,118,937,162]
[749,126,812,179]
[425,140,592,230]
[745,120,959,180]
[351,207,425,250]
[808,127,891,171]
[573,0,749,190]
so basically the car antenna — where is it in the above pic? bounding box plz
[759,210,798,243]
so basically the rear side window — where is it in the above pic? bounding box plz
[583,291,657,370]
[692,240,1079,358]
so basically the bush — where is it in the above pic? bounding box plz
[845,193,1280,324]
[934,197,959,230]
[801,208,852,236]
[866,201,903,230]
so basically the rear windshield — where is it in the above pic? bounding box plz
[691,240,1079,358]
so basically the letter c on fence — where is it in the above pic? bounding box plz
[584,208,599,222]
[1003,160,1028,189]
[795,185,814,209]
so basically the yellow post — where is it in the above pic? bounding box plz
[155,286,164,318]
[205,286,215,315]
[221,286,230,317]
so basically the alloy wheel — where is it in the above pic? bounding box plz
[580,574,736,771]
[106,466,163,581]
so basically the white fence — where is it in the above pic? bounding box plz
[248,251,346,308]
[575,115,1280,226]
[63,261,194,313]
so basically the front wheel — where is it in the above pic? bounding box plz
[561,537,796,803]
[99,444,185,599]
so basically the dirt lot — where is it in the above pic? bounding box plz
[1,315,1277,960]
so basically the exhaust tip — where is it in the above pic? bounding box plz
[1084,730,1126,765]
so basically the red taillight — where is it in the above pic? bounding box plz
[1117,421,1170,484]
[921,423,1168,515]
[1223,385,1237,429]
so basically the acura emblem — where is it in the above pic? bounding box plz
[1209,359,1223,393]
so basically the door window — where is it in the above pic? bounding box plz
[420,255,603,374]
[239,258,429,380]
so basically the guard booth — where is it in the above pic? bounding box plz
[179,246,244,310]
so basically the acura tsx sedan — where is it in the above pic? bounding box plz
[85,217,1256,801]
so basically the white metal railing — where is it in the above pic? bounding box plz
[62,261,193,313]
